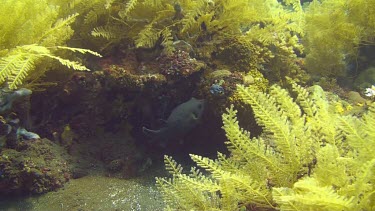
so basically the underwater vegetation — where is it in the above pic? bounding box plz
[0,0,375,209]
[0,0,101,89]
[304,0,375,77]
[156,83,375,210]
[0,0,374,90]
[84,0,307,84]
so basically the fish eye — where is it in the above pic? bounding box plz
[192,112,198,120]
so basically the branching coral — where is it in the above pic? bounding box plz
[156,82,375,210]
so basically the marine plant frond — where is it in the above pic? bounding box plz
[135,24,161,48]
[221,105,251,155]
[91,26,118,40]
[236,84,296,162]
[313,144,348,187]
[338,103,375,160]
[220,172,274,209]
[283,0,303,12]
[0,44,100,88]
[0,54,20,84]
[269,85,302,123]
[84,10,100,25]
[362,102,375,139]
[290,81,338,144]
[273,177,355,211]
[45,55,89,71]
[221,105,285,178]
[190,154,224,181]
[160,28,174,55]
[8,56,36,90]
[195,12,219,32]
[179,0,208,34]
[338,116,369,155]
[155,177,186,209]
[0,44,51,89]
[351,159,375,208]
[309,86,338,144]
[0,52,39,90]
[215,152,240,173]
[290,81,317,117]
[105,0,114,9]
[24,44,89,63]
[181,15,197,34]
[38,13,79,46]
[81,0,111,25]
[164,155,183,175]
[156,173,221,210]
[118,0,138,19]
[56,46,102,57]
[179,172,220,193]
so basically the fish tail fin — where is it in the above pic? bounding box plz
[142,126,160,138]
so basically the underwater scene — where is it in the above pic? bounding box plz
[1,0,375,210]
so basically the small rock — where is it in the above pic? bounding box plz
[347,91,367,104]
[108,159,125,172]
[71,168,89,179]
[243,74,254,85]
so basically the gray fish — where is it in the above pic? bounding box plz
[142,97,205,145]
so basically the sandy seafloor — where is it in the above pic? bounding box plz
[0,173,164,211]
[0,126,169,211]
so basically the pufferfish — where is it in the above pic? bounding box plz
[142,97,205,146]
